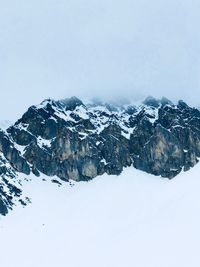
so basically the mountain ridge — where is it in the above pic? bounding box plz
[0,96,200,215]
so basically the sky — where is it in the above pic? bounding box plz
[0,0,200,120]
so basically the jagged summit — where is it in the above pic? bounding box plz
[143,96,160,107]
[0,96,200,215]
[33,96,189,117]
[143,96,174,108]
[60,96,84,111]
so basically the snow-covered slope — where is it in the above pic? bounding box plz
[0,164,200,267]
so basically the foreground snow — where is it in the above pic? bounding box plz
[0,165,200,267]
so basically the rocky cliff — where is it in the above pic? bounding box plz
[0,96,200,215]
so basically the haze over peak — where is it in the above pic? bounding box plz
[0,0,200,119]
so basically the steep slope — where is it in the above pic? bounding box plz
[0,151,29,215]
[0,96,200,215]
[6,96,200,180]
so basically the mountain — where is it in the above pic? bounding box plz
[0,96,200,215]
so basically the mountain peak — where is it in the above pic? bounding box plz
[143,96,160,107]
[60,96,84,111]
[1,96,200,215]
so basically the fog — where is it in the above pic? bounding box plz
[0,0,200,119]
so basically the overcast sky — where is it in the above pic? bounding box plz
[0,0,200,120]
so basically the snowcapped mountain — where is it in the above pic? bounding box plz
[0,96,200,215]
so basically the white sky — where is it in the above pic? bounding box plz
[0,0,200,120]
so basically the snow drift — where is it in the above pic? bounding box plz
[0,163,200,267]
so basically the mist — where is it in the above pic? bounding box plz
[0,0,200,120]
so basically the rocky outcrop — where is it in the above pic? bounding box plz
[133,125,185,178]
[0,130,30,174]
[3,96,200,181]
[1,96,200,215]
[0,152,28,215]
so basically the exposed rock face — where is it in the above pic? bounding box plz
[133,125,185,178]
[0,130,30,174]
[0,152,27,215]
[3,96,200,180]
[1,96,200,214]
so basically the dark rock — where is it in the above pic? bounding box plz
[133,125,184,178]
[0,153,26,215]
[2,96,200,215]
[160,97,173,106]
[61,96,84,111]
[143,96,160,108]
[2,96,200,185]
[178,100,189,110]
[0,198,8,216]
[126,105,137,115]
[0,130,30,174]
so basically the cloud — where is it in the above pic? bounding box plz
[0,0,200,119]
